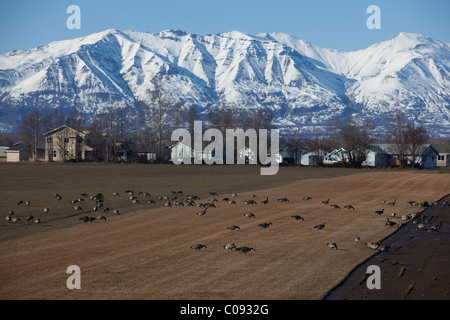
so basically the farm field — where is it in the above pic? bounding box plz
[0,163,449,300]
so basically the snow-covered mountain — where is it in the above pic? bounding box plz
[0,29,449,136]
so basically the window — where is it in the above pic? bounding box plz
[64,137,69,144]
[53,150,57,158]
[438,155,444,161]
[47,137,52,143]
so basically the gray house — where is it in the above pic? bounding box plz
[361,143,438,168]
[434,144,450,167]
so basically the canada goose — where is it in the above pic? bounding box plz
[258,222,272,229]
[388,199,397,206]
[81,193,89,198]
[391,212,396,217]
[260,197,269,205]
[277,198,289,203]
[43,208,50,214]
[385,218,397,227]
[222,197,230,202]
[103,207,110,213]
[354,237,361,242]
[96,215,107,221]
[231,193,238,197]
[113,209,120,215]
[303,196,312,200]
[79,216,92,223]
[34,217,40,224]
[227,225,240,231]
[381,200,386,204]
[375,209,384,215]
[25,200,31,206]
[244,200,257,205]
[228,200,236,205]
[416,223,425,230]
[5,216,11,222]
[327,242,338,250]
[344,205,355,210]
[366,242,380,250]
[26,215,34,223]
[430,222,442,232]
[56,194,62,201]
[244,213,255,218]
[292,215,304,221]
[73,206,83,212]
[249,195,257,199]
[190,244,207,251]
[322,199,330,204]
[147,200,156,204]
[314,222,326,230]
[210,192,218,196]
[236,247,255,254]
[330,204,341,209]
[224,243,236,250]
[11,217,21,223]
[164,201,171,207]
[16,200,24,206]
[197,208,207,216]
[113,192,120,197]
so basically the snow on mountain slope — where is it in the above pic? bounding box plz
[0,29,449,136]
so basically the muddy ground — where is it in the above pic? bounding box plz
[0,163,448,300]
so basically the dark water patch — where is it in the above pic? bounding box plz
[325,201,450,300]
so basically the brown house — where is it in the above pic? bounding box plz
[43,125,93,162]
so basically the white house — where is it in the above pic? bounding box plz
[360,144,438,168]
[361,145,391,167]
[238,147,256,164]
[169,141,194,163]
[276,146,304,165]
[0,146,9,162]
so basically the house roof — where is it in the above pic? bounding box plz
[433,144,450,154]
[43,125,86,137]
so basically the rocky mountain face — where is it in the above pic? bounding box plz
[0,29,449,136]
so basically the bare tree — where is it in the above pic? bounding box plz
[332,117,374,167]
[17,110,43,161]
[387,109,409,167]
[405,123,429,168]
[143,78,173,162]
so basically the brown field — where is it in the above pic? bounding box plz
[0,163,449,300]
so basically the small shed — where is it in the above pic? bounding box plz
[6,149,20,162]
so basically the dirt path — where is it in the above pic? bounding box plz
[0,167,448,300]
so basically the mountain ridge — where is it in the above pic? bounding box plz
[0,29,449,136]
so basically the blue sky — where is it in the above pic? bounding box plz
[1,0,449,53]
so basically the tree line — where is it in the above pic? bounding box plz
[0,79,446,166]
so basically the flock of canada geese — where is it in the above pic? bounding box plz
[4,188,447,255]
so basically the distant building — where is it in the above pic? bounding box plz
[6,149,20,162]
[434,144,450,167]
[43,125,93,162]
[361,143,438,168]
[0,146,10,162]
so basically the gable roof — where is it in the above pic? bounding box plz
[433,144,450,154]
[43,125,85,137]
